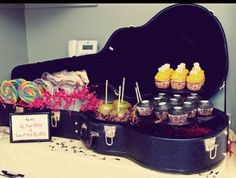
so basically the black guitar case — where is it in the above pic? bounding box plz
[10,4,229,173]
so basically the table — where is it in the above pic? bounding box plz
[0,126,236,178]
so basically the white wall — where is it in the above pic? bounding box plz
[201,4,236,131]
[24,3,173,61]
[0,6,28,81]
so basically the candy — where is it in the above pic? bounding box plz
[33,78,48,92]
[0,80,19,104]
[11,78,26,88]
[18,81,43,103]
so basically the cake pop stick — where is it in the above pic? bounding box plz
[121,77,125,102]
[118,85,121,111]
[138,89,142,102]
[105,79,108,104]
[135,87,140,103]
[135,82,142,102]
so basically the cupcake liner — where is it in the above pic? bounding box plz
[187,109,197,118]
[137,106,153,116]
[155,111,168,120]
[155,81,170,89]
[187,82,203,91]
[168,114,188,125]
[170,80,185,90]
[197,108,213,116]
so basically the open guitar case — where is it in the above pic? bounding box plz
[4,3,229,174]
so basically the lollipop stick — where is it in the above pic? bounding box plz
[135,87,140,103]
[118,86,121,111]
[121,77,125,102]
[105,79,108,104]
[135,82,142,102]
[138,90,142,102]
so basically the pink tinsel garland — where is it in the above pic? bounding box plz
[0,87,101,112]
[228,139,236,157]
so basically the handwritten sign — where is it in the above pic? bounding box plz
[9,112,51,143]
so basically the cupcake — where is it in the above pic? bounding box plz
[151,96,163,108]
[185,96,198,105]
[190,92,201,98]
[168,106,188,125]
[136,100,153,116]
[154,102,170,121]
[173,94,183,102]
[197,100,214,116]
[170,67,186,90]
[192,62,205,83]
[154,64,173,89]
[179,63,189,76]
[157,92,169,101]
[186,62,205,91]
[168,97,182,107]
[183,101,197,119]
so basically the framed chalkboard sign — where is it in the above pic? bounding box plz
[9,112,51,143]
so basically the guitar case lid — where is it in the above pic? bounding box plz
[11,3,228,101]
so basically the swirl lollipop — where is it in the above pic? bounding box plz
[11,78,26,88]
[18,81,43,103]
[33,78,48,92]
[0,80,19,104]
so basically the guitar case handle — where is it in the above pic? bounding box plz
[80,122,99,148]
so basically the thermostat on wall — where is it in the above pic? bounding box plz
[76,40,98,56]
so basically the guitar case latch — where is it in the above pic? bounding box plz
[104,125,116,146]
[204,137,218,160]
[51,111,60,127]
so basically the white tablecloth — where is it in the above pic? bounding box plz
[0,126,236,178]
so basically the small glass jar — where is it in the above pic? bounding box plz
[136,100,153,116]
[168,106,188,125]
[197,100,214,116]
[154,102,170,121]
[183,101,197,118]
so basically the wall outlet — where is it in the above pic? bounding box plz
[227,113,232,128]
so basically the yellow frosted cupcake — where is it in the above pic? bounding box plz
[191,62,205,84]
[154,64,173,89]
[154,68,170,89]
[170,68,186,90]
[164,63,174,77]
[187,63,205,91]
[179,63,189,76]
